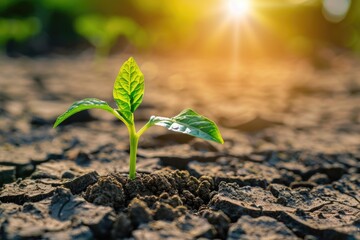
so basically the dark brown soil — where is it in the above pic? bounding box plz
[0,53,359,240]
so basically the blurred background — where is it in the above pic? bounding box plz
[1,0,359,151]
[1,0,360,59]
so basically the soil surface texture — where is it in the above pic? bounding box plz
[0,53,359,240]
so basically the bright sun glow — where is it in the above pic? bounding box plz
[227,0,251,18]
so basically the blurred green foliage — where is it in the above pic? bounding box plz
[1,0,360,57]
[0,17,39,45]
[343,1,360,53]
[75,15,147,57]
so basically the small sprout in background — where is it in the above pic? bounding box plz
[54,57,224,180]
[0,17,40,47]
[75,15,147,59]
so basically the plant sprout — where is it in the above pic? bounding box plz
[54,57,224,180]
[75,15,146,59]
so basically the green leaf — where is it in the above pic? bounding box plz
[53,98,114,128]
[149,109,224,144]
[113,57,144,122]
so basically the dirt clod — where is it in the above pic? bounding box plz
[62,171,99,194]
[154,202,177,221]
[200,209,231,239]
[111,213,133,239]
[128,198,153,227]
[227,215,299,240]
[84,175,125,209]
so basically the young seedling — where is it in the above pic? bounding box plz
[54,57,224,180]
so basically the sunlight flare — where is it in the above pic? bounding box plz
[227,0,251,19]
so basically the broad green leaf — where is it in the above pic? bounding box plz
[113,57,144,122]
[53,98,114,128]
[149,109,224,144]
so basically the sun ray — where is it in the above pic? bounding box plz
[227,0,252,19]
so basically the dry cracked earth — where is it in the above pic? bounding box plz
[0,52,359,240]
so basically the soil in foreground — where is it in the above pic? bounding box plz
[0,54,359,239]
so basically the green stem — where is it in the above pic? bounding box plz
[111,109,130,127]
[127,117,153,180]
[137,120,153,137]
[128,123,138,180]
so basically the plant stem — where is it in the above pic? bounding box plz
[111,109,130,127]
[137,120,153,137]
[128,123,139,180]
